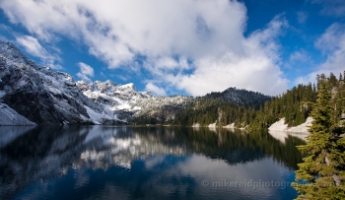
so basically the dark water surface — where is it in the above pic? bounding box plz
[0,126,305,200]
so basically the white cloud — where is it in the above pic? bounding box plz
[295,23,345,84]
[16,35,62,69]
[145,82,167,96]
[77,62,94,82]
[1,0,289,96]
[289,50,309,63]
[297,11,308,24]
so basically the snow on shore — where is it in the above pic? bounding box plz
[192,123,200,127]
[268,117,313,133]
[268,117,313,143]
[208,122,217,128]
[223,123,235,129]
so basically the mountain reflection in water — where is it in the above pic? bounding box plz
[0,126,305,200]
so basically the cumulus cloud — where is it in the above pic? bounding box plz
[16,35,62,69]
[1,0,289,96]
[77,62,94,82]
[145,82,167,96]
[295,23,345,84]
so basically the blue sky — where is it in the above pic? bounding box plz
[0,0,345,96]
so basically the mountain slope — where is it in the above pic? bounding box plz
[76,80,192,123]
[205,87,271,108]
[0,40,105,125]
[0,40,272,126]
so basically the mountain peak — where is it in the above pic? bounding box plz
[0,40,39,70]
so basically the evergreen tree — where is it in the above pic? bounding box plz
[294,74,345,200]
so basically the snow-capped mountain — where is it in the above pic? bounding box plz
[76,80,192,122]
[76,80,151,112]
[0,40,270,126]
[0,40,106,125]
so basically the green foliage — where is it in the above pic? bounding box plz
[173,98,258,127]
[293,73,345,200]
[248,84,317,131]
[173,84,318,129]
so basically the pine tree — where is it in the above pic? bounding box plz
[293,74,345,200]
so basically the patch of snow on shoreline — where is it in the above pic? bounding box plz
[268,117,313,143]
[223,123,235,129]
[268,117,313,133]
[192,123,200,127]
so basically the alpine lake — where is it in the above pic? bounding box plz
[0,126,307,200]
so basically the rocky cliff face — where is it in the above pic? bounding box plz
[76,80,192,123]
[0,41,103,125]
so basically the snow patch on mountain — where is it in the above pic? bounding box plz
[77,80,192,122]
[77,80,151,113]
[0,40,111,125]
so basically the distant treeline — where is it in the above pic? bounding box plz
[133,72,345,132]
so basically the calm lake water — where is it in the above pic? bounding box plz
[0,126,305,200]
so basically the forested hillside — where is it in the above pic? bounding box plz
[134,72,345,133]
[248,83,317,130]
[133,87,270,126]
[172,83,319,129]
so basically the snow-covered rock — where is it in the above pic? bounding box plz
[223,123,235,129]
[268,117,313,143]
[208,121,217,128]
[77,80,192,122]
[0,40,191,125]
[268,118,288,132]
[0,40,104,125]
[287,117,313,133]
[76,80,151,113]
[192,122,200,127]
[268,117,313,133]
